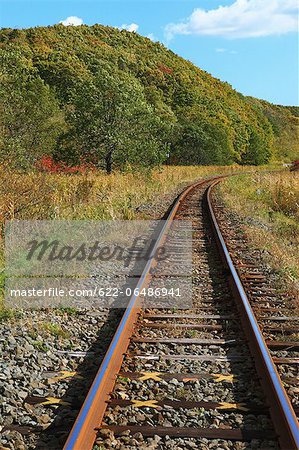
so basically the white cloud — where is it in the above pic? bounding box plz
[147,33,157,42]
[216,48,238,54]
[60,16,83,26]
[165,0,298,40]
[119,23,139,32]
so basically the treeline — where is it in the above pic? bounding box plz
[0,25,298,172]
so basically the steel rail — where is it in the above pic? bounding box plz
[63,176,221,450]
[207,180,299,450]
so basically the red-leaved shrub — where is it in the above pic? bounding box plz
[158,64,173,75]
[36,156,95,174]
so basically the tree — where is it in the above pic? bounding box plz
[170,110,235,165]
[59,67,169,173]
[241,128,271,165]
[0,49,65,170]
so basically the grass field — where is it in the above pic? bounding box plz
[218,171,299,290]
[0,164,282,314]
[0,165,250,224]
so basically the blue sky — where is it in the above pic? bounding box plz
[0,0,298,106]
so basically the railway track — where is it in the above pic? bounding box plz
[63,176,298,450]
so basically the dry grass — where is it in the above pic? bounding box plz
[0,164,279,310]
[218,171,299,290]
[0,165,246,224]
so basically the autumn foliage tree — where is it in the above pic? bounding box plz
[56,67,170,173]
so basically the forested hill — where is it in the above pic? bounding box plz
[0,25,298,172]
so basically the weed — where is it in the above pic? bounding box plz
[186,330,197,338]
[118,376,130,383]
[219,171,299,291]
[0,308,14,322]
[32,340,48,352]
[56,307,79,316]
[39,322,70,338]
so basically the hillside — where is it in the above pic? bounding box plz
[0,24,298,172]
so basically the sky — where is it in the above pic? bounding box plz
[0,0,298,106]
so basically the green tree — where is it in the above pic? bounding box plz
[59,68,169,173]
[170,112,234,165]
[241,128,271,165]
[0,49,65,170]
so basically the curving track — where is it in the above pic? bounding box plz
[63,176,299,450]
